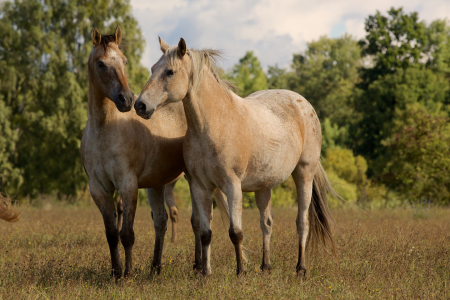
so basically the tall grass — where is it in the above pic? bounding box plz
[0,205,448,299]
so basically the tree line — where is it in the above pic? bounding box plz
[228,8,450,205]
[0,1,449,205]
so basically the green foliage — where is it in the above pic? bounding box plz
[382,104,450,203]
[358,8,428,85]
[321,118,348,153]
[0,0,149,198]
[353,8,450,176]
[325,169,357,206]
[173,177,192,208]
[352,66,449,173]
[289,35,361,126]
[229,51,267,97]
[324,147,388,205]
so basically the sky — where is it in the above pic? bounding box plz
[130,0,450,71]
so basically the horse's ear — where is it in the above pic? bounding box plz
[114,24,122,45]
[159,36,169,54]
[178,38,187,57]
[92,27,101,47]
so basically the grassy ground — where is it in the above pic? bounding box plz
[0,204,448,299]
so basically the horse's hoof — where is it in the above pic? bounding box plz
[193,262,201,271]
[260,264,272,272]
[297,268,306,278]
[202,267,213,277]
[124,269,134,278]
[236,268,247,277]
[150,264,161,276]
[111,269,123,279]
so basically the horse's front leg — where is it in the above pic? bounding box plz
[90,183,122,278]
[147,186,168,275]
[223,180,246,276]
[188,179,214,276]
[118,180,139,278]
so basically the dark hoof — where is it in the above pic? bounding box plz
[124,269,134,278]
[111,269,123,279]
[236,268,247,277]
[296,267,307,278]
[260,264,272,272]
[150,263,161,275]
[193,262,201,271]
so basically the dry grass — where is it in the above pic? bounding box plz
[0,204,449,299]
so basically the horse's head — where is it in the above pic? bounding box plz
[89,25,134,112]
[135,37,191,119]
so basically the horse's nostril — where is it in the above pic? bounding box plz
[136,102,146,114]
[118,93,126,104]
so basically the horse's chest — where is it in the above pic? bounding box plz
[82,135,124,182]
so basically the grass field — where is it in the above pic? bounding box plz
[0,204,448,299]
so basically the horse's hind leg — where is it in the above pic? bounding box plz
[147,187,168,275]
[90,184,122,278]
[164,182,178,243]
[255,189,273,271]
[292,163,317,277]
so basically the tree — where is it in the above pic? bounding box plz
[289,35,361,127]
[351,8,450,175]
[0,0,149,198]
[358,8,428,88]
[229,51,267,97]
[382,104,450,203]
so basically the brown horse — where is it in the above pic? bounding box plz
[0,194,20,222]
[134,38,337,277]
[81,26,189,278]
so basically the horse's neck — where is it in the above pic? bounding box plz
[87,83,118,132]
[183,70,239,134]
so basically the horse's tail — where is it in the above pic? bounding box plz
[213,188,248,262]
[308,162,338,253]
[0,194,20,222]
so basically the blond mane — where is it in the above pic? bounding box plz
[164,47,236,97]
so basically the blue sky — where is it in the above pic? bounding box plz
[130,0,450,71]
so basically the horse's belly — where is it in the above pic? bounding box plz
[241,149,299,192]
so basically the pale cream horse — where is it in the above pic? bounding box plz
[81,26,193,278]
[134,38,337,277]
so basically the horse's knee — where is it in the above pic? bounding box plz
[154,213,168,233]
[120,228,135,248]
[201,229,212,246]
[229,227,243,245]
[106,230,120,248]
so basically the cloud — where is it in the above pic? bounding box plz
[130,0,450,70]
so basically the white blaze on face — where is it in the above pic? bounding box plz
[107,48,127,78]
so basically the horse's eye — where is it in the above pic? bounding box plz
[166,69,174,77]
[97,61,106,69]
